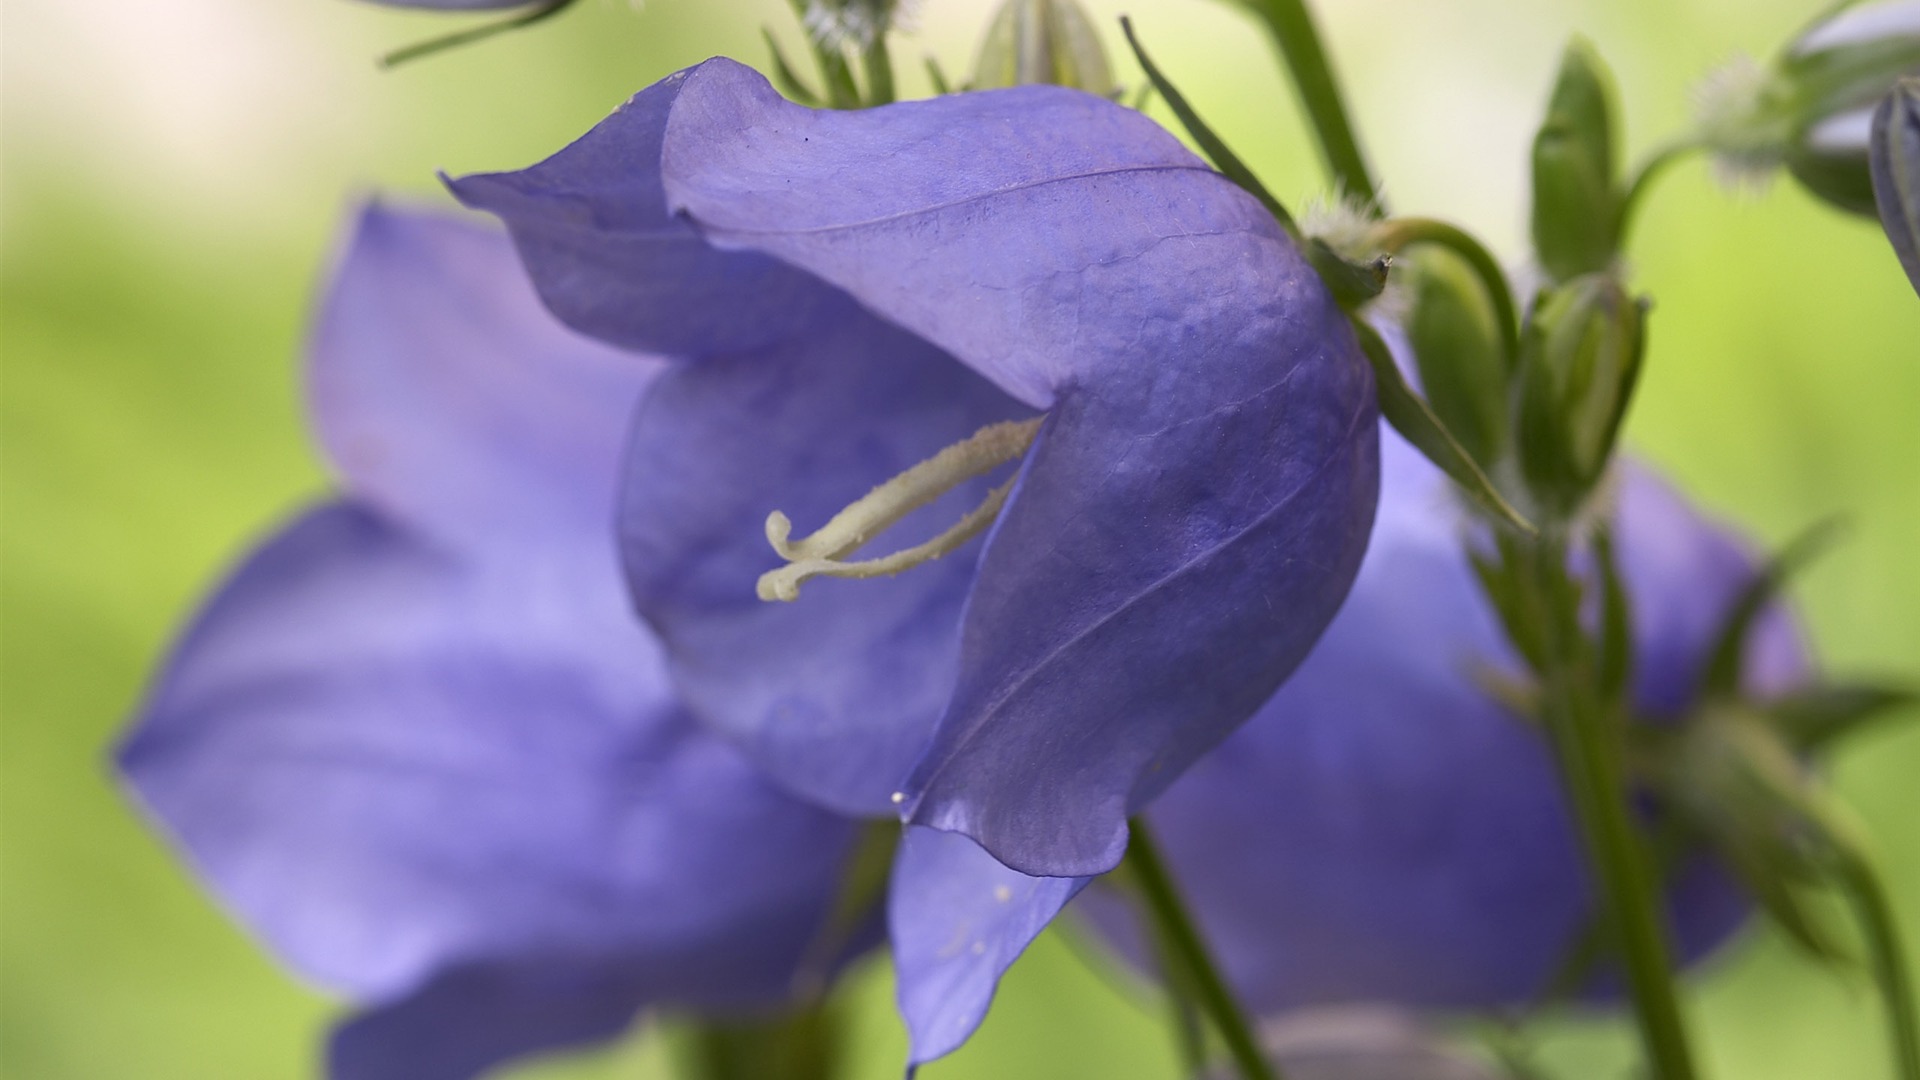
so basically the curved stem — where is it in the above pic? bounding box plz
[1125,818,1282,1080]
[1528,538,1698,1080]
[378,0,580,69]
[1370,217,1522,368]
[1224,0,1380,213]
[1617,141,1701,251]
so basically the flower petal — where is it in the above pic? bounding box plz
[118,503,856,1005]
[455,60,1380,876]
[329,960,652,1080]
[1092,436,1788,1011]
[888,827,1088,1067]
[620,299,1032,815]
[311,205,659,549]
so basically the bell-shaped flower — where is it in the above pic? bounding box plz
[113,203,1218,1077]
[449,58,1380,879]
[114,205,873,1080]
[1085,433,1806,1010]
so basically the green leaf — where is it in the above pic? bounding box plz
[1769,682,1918,752]
[1119,17,1295,232]
[1700,519,1844,699]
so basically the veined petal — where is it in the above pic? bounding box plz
[311,205,659,550]
[455,59,1380,877]
[888,827,1088,1067]
[621,297,1032,815]
[1093,436,1793,1011]
[119,504,856,1006]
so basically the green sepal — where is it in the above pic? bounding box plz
[1351,319,1536,536]
[1531,39,1622,282]
[1872,78,1920,295]
[1120,17,1295,232]
[1306,239,1389,308]
[1699,520,1842,700]
[765,29,826,107]
[789,819,898,999]
[1769,682,1918,752]
[1514,275,1646,517]
[972,0,1116,97]
[1468,538,1551,674]
[1593,526,1635,707]
[1402,246,1511,467]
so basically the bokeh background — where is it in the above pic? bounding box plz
[4,0,1916,1077]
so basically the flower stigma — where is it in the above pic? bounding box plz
[757,417,1043,602]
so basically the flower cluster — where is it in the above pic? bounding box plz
[116,1,1917,1079]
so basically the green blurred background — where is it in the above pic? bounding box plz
[3,0,1915,1076]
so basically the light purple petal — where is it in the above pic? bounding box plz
[620,297,1033,815]
[311,205,659,550]
[120,503,855,1003]
[888,827,1089,1067]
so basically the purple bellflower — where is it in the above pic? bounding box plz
[113,203,1200,1077]
[449,58,1381,880]
[116,205,872,1080]
[1085,432,1806,1012]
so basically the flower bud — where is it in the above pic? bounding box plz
[1516,274,1646,515]
[1871,77,1920,294]
[1401,247,1511,467]
[971,0,1115,97]
[1696,0,1920,213]
[1531,39,1621,283]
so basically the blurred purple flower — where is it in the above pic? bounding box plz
[114,204,1153,1076]
[450,58,1380,880]
[1085,433,1807,1012]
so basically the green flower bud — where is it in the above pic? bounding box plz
[1402,247,1511,467]
[1871,77,1920,294]
[1516,275,1646,515]
[1531,39,1621,283]
[1696,1,1920,214]
[971,0,1115,98]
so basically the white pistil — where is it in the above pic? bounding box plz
[757,417,1042,603]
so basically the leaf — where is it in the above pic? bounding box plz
[1119,17,1295,232]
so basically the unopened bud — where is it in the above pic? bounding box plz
[971,0,1115,97]
[1531,39,1621,283]
[1696,1,1920,213]
[1402,248,1511,467]
[1516,275,1646,515]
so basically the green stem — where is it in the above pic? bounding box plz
[1528,538,1698,1080]
[1617,141,1700,250]
[1370,216,1522,367]
[1125,818,1282,1080]
[1225,0,1380,212]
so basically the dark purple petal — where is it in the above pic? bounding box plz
[888,827,1088,1066]
[1087,435,1800,1012]
[120,504,855,1006]
[621,298,1032,815]
[311,205,657,550]
[454,60,1379,877]
[329,961,653,1080]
